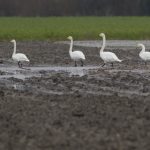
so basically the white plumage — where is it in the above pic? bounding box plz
[11,39,29,68]
[70,51,85,61]
[67,36,85,67]
[12,53,29,62]
[99,33,122,67]
[138,43,150,64]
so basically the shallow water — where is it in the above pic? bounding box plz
[0,66,100,79]
[59,40,150,48]
[1,41,150,150]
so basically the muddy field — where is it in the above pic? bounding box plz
[0,40,150,150]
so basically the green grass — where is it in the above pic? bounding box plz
[0,17,150,40]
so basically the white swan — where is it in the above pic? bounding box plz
[11,39,30,68]
[99,33,122,67]
[138,43,150,65]
[67,36,85,67]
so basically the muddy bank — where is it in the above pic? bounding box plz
[0,41,150,150]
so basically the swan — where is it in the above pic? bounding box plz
[11,39,30,68]
[67,36,85,67]
[138,43,150,65]
[99,33,122,67]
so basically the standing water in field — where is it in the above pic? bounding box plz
[0,66,100,79]
[0,41,150,150]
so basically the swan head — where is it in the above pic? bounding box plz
[137,43,144,48]
[11,39,16,43]
[99,33,105,37]
[67,36,73,40]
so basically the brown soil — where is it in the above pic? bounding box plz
[0,41,150,150]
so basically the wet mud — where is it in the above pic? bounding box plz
[0,41,150,150]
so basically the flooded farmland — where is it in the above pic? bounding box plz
[0,40,150,150]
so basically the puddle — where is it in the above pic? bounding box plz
[0,66,100,80]
[1,65,150,98]
[59,40,150,49]
[0,65,149,80]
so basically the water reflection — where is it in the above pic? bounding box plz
[0,66,99,79]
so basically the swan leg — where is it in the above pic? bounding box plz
[81,60,84,67]
[28,61,30,67]
[18,61,22,68]
[101,63,105,67]
[75,61,77,67]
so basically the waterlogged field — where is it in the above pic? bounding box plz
[0,17,150,40]
[0,40,150,149]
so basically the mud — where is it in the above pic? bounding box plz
[0,41,150,150]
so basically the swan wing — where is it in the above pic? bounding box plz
[140,52,150,60]
[101,52,121,62]
[13,53,29,62]
[71,51,85,60]
[111,52,122,62]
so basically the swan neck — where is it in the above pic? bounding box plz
[13,41,16,56]
[140,45,145,53]
[69,39,73,55]
[100,35,106,53]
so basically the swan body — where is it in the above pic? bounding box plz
[67,36,85,66]
[70,51,85,61]
[100,52,122,63]
[12,53,29,62]
[138,44,150,63]
[11,39,29,68]
[99,33,122,66]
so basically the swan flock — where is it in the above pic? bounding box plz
[7,33,150,68]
